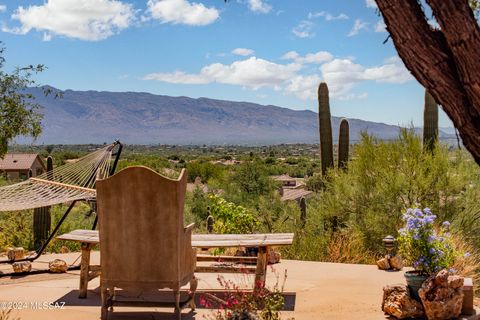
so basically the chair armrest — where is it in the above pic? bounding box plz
[184,223,195,233]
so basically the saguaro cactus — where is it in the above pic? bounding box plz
[423,90,439,153]
[338,118,349,169]
[33,156,53,249]
[299,197,307,226]
[318,82,334,175]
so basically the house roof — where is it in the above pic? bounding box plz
[0,153,46,171]
[281,188,313,202]
[272,174,295,181]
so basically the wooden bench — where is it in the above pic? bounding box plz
[57,229,294,298]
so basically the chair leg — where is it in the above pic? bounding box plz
[189,277,198,311]
[174,290,181,320]
[108,286,115,311]
[101,286,108,320]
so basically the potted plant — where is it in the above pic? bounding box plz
[396,208,457,300]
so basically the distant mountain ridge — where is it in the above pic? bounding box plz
[23,86,454,145]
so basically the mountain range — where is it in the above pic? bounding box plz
[23,86,454,145]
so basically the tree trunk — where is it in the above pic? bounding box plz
[375,0,480,166]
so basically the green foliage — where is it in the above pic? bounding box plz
[208,194,259,234]
[397,208,458,275]
[0,44,46,157]
[186,161,224,183]
[228,162,276,202]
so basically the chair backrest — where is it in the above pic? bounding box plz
[97,166,187,289]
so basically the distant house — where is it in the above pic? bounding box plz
[279,188,313,202]
[272,174,312,202]
[272,174,306,189]
[0,154,46,181]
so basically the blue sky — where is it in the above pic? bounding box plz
[0,0,453,127]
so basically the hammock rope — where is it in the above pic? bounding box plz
[0,144,115,212]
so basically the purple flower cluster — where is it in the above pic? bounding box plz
[398,207,456,274]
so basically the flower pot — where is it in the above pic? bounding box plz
[404,270,428,301]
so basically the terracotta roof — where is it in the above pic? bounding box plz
[280,188,313,201]
[0,153,45,171]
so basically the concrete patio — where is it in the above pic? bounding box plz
[0,252,478,319]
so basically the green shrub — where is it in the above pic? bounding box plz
[208,194,259,234]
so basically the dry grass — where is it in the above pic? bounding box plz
[451,233,480,296]
[326,231,379,264]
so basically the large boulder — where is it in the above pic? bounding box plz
[49,259,68,273]
[7,247,25,261]
[382,284,424,319]
[419,269,464,320]
[12,261,32,273]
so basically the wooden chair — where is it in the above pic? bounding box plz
[96,166,197,319]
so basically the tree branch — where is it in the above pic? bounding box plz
[427,0,480,115]
[375,0,480,165]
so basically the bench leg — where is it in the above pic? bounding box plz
[254,246,268,291]
[79,243,92,298]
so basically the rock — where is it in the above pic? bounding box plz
[7,247,25,261]
[382,284,424,319]
[59,246,70,254]
[228,310,259,320]
[448,275,463,289]
[419,269,464,320]
[389,255,404,271]
[267,248,281,264]
[434,269,449,286]
[49,259,68,273]
[376,257,390,270]
[12,261,32,273]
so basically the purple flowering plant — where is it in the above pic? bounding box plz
[397,208,457,275]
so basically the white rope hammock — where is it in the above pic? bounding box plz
[0,144,115,212]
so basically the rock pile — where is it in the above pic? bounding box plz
[377,254,403,271]
[382,284,425,319]
[419,269,464,320]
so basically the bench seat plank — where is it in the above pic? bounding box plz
[57,230,294,248]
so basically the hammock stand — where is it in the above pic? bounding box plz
[0,140,123,267]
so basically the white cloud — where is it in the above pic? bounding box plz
[146,0,219,26]
[363,56,413,83]
[292,20,314,38]
[320,56,413,99]
[374,19,386,33]
[365,0,377,8]
[347,19,368,37]
[285,75,322,100]
[0,5,6,13]
[308,11,348,21]
[4,0,134,41]
[143,57,300,90]
[232,48,254,56]
[281,50,333,64]
[143,71,210,84]
[144,55,413,101]
[247,0,271,14]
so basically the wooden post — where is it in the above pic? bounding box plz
[254,246,268,292]
[79,243,92,298]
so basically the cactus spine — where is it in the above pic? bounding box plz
[33,156,53,249]
[338,118,349,169]
[318,82,334,175]
[423,90,438,153]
